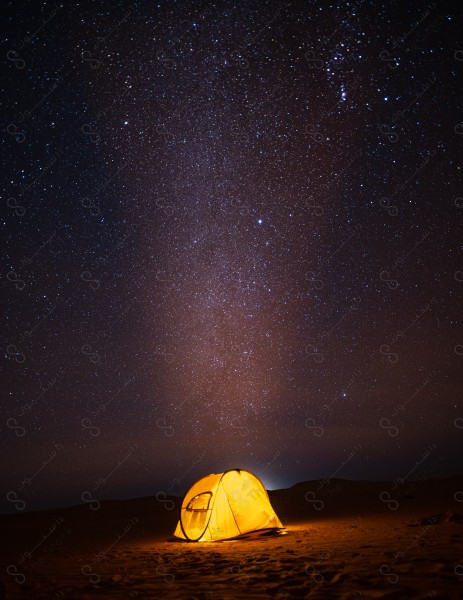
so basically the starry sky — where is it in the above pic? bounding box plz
[2,0,462,513]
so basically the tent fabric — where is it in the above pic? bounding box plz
[174,469,283,542]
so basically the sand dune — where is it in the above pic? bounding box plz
[1,478,462,599]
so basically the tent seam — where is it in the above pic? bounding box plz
[222,471,242,536]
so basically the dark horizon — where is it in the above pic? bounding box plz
[3,472,463,517]
[2,0,462,516]
[0,472,463,516]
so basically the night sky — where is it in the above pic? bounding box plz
[2,0,462,513]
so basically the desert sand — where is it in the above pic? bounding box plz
[1,478,462,599]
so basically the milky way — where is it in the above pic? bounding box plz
[2,0,462,511]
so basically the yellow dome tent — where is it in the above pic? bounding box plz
[174,468,284,542]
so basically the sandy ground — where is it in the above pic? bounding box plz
[1,478,462,599]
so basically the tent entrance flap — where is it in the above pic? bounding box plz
[186,492,212,511]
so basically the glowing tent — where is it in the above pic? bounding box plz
[174,468,283,542]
